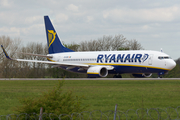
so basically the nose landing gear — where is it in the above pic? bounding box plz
[158,72,165,78]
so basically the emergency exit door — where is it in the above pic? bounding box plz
[148,54,153,65]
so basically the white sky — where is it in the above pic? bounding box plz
[0,0,180,59]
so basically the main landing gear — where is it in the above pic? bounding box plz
[113,74,122,78]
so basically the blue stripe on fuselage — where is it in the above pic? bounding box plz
[60,65,169,75]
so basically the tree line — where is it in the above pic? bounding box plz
[0,35,179,78]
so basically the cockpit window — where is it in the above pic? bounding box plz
[158,56,171,60]
[164,57,170,59]
[158,57,163,59]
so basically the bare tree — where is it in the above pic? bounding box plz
[126,39,143,50]
[0,36,21,78]
[111,34,127,50]
[63,42,80,51]
[65,34,143,52]
[0,34,144,78]
[16,42,48,78]
[78,34,128,51]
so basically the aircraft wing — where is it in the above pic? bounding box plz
[1,45,89,67]
[17,59,114,70]
[1,45,114,70]
[16,59,89,67]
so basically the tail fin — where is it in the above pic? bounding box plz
[44,16,74,54]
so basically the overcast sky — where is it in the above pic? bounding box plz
[0,0,180,59]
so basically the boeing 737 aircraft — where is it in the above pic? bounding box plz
[1,16,176,78]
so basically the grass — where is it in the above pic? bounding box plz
[0,80,180,116]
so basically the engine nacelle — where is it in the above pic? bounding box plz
[87,66,108,78]
[132,73,152,78]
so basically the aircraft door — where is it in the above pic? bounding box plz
[148,54,153,65]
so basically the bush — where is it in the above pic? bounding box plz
[15,81,86,116]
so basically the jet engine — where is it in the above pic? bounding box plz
[132,73,152,78]
[87,66,108,78]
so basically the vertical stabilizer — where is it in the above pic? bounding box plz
[44,16,74,54]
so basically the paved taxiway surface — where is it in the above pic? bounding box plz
[0,78,180,80]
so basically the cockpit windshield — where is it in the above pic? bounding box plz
[158,56,171,60]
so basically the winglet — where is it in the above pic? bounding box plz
[1,45,12,60]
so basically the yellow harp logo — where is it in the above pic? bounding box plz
[48,30,56,48]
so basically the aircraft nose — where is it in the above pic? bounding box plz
[169,60,176,70]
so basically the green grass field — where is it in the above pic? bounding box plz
[0,80,180,115]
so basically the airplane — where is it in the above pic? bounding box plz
[1,16,176,78]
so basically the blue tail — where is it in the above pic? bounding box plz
[44,16,74,54]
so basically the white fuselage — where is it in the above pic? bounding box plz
[49,50,176,75]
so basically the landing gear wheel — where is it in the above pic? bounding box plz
[113,74,122,78]
[113,75,117,78]
[87,75,96,78]
[158,76,162,78]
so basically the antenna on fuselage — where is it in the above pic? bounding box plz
[161,48,163,52]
